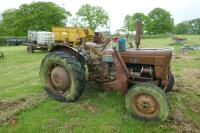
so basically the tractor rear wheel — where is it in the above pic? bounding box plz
[126,83,169,122]
[40,51,85,102]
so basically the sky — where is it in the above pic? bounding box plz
[0,0,199,32]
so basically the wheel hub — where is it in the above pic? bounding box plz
[50,66,70,92]
[133,94,159,116]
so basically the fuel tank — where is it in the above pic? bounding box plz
[103,48,173,66]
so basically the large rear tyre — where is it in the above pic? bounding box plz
[40,51,85,102]
[126,83,169,122]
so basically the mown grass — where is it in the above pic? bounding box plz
[0,46,44,99]
[0,36,200,133]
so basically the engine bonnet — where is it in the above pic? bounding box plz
[103,48,173,66]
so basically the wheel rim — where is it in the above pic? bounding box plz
[50,66,70,93]
[133,94,159,118]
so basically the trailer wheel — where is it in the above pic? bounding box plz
[40,51,85,102]
[126,83,169,122]
[27,46,34,53]
[0,52,4,59]
[165,74,174,92]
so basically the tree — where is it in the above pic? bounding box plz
[76,4,109,31]
[174,22,190,34]
[0,13,2,22]
[123,13,147,34]
[190,18,200,34]
[0,9,18,36]
[146,8,174,34]
[0,2,71,36]
[67,16,84,27]
[132,13,147,24]
[123,15,134,34]
[174,19,200,34]
[132,13,147,33]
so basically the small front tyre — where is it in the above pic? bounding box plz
[165,74,174,92]
[126,83,169,122]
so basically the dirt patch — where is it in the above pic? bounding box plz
[0,98,26,112]
[174,68,200,94]
[186,101,200,116]
[182,68,200,79]
[194,57,200,61]
[81,103,98,113]
[174,55,193,60]
[63,118,81,132]
[0,93,47,126]
[182,68,200,92]
[169,106,200,133]
[101,123,120,133]
[168,68,200,132]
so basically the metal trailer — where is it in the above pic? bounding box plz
[6,37,27,46]
[52,27,94,47]
[26,31,55,53]
[26,43,50,53]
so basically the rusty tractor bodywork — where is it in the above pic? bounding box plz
[40,22,174,122]
[99,47,172,92]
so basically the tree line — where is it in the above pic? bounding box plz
[0,2,108,36]
[174,19,200,34]
[123,8,200,35]
[0,2,199,36]
[123,8,174,34]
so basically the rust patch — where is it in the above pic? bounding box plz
[132,94,159,118]
[9,118,17,126]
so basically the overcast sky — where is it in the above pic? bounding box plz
[0,0,199,32]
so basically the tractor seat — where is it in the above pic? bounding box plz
[86,42,98,48]
[85,42,104,51]
[85,42,104,56]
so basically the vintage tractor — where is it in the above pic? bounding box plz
[40,22,174,122]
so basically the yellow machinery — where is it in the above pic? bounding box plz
[52,26,94,47]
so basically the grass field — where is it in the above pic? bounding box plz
[0,36,200,133]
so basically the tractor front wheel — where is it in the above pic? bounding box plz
[126,83,169,122]
[40,51,85,102]
[165,74,174,92]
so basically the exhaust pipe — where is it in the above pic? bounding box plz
[135,21,142,49]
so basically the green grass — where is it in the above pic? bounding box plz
[0,36,200,133]
[0,46,44,99]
